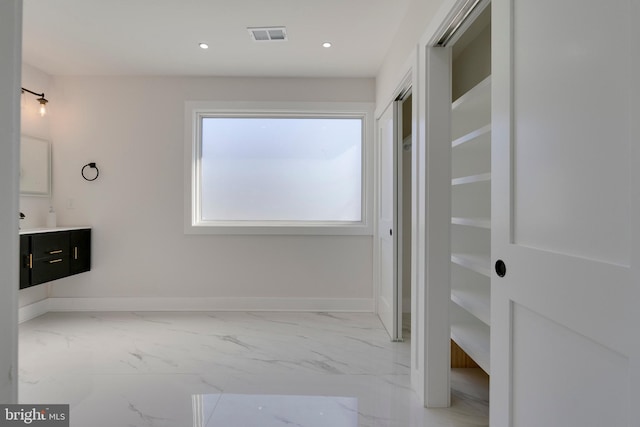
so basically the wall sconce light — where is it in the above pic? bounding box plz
[21,87,48,117]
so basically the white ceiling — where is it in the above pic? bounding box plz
[22,0,413,78]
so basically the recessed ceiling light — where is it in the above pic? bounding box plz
[199,42,209,49]
[322,42,332,48]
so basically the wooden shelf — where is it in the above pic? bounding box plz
[451,217,490,229]
[450,302,490,374]
[451,252,491,277]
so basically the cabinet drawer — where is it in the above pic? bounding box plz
[31,256,70,286]
[32,232,70,260]
[31,232,70,285]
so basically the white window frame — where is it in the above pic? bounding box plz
[184,101,374,235]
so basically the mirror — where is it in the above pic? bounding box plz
[20,135,51,196]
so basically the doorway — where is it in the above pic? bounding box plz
[376,84,412,342]
[400,94,412,338]
[448,1,491,404]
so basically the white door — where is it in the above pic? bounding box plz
[377,102,402,340]
[491,0,640,426]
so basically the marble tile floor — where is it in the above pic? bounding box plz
[19,311,488,427]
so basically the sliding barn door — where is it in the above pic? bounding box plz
[491,0,640,425]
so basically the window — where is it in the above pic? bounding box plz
[185,102,373,235]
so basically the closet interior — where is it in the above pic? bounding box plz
[449,4,491,387]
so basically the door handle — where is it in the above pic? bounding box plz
[495,259,506,277]
[389,228,393,236]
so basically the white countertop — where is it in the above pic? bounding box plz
[19,226,91,235]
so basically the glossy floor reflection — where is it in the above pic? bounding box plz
[193,394,358,427]
[19,311,488,426]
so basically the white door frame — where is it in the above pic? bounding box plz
[395,88,412,340]
[0,0,22,403]
[376,44,452,409]
[375,77,411,342]
[412,0,490,408]
[393,87,412,342]
[375,100,400,340]
[376,37,453,408]
[414,44,452,408]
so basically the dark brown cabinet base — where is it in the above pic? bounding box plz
[20,228,91,289]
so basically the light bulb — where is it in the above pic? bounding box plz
[38,98,48,117]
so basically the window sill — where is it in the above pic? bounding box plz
[184,221,373,236]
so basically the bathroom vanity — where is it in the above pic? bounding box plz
[19,227,91,289]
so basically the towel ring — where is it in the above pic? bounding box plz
[81,162,99,181]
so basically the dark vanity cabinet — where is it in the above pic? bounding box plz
[19,235,30,289]
[20,228,91,289]
[69,229,91,274]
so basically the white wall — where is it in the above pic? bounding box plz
[452,19,491,100]
[44,76,375,309]
[0,0,21,403]
[375,0,445,107]
[19,63,54,308]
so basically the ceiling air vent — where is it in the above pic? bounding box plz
[247,27,288,42]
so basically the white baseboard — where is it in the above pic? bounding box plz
[20,297,373,319]
[19,298,50,323]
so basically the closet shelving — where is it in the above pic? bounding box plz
[450,75,491,374]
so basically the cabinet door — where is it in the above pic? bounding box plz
[31,232,70,285]
[19,235,30,289]
[69,229,91,274]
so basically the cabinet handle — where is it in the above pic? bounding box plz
[74,247,78,260]
[49,249,63,255]
[49,259,63,264]
[29,254,33,269]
